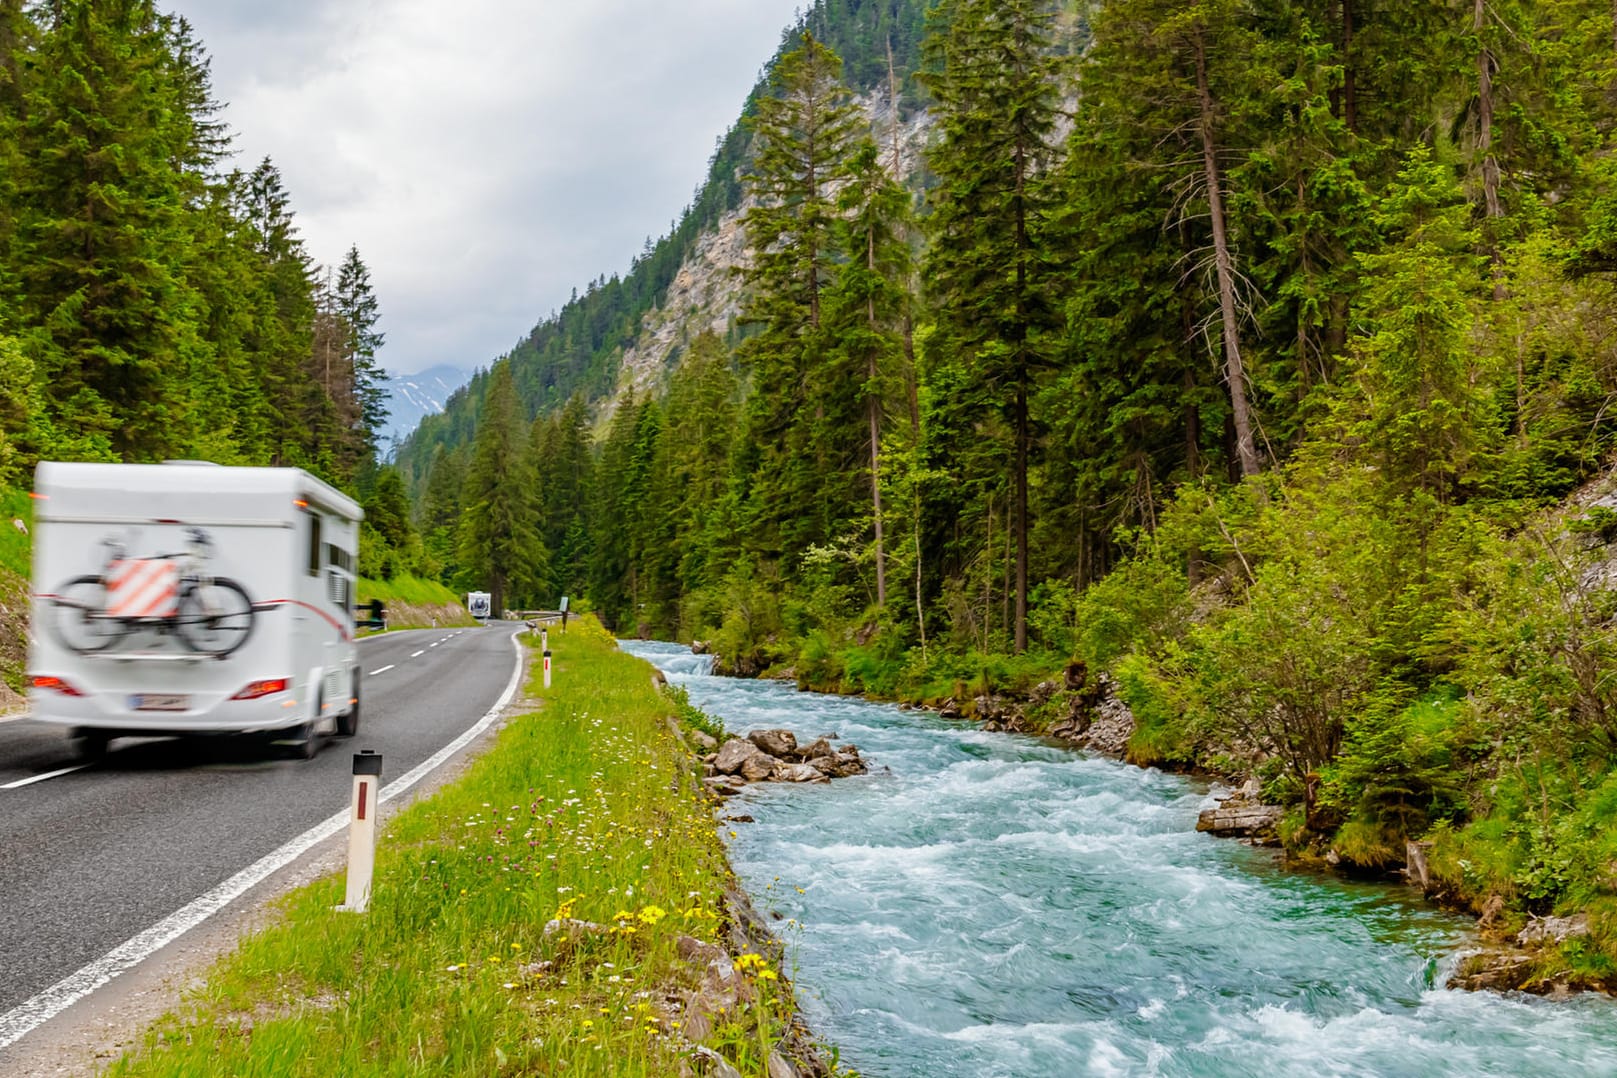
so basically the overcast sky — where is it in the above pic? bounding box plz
[164,0,805,376]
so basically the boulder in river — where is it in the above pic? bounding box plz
[715,738,773,775]
[774,762,828,784]
[1196,799,1284,843]
[748,729,798,757]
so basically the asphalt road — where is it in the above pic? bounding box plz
[0,622,522,1020]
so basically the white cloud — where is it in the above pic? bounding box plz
[166,0,801,374]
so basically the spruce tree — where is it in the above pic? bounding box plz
[826,140,914,609]
[336,245,389,457]
[921,0,1063,651]
[459,362,546,614]
[737,31,863,569]
[17,0,204,460]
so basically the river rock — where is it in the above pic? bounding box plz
[799,737,834,760]
[1195,802,1284,841]
[774,762,828,784]
[1518,914,1591,947]
[938,697,962,718]
[692,1046,744,1078]
[1449,950,1539,992]
[715,738,771,775]
[748,729,798,758]
[739,752,779,783]
[677,935,729,967]
[691,640,712,655]
[691,730,719,752]
[768,1051,802,1078]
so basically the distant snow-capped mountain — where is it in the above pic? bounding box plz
[381,365,469,454]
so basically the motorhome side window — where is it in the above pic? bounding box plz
[307,513,322,577]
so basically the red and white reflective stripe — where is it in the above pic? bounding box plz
[105,559,180,618]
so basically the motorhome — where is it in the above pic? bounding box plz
[28,461,364,759]
[466,591,491,620]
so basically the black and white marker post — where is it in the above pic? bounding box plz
[337,750,384,913]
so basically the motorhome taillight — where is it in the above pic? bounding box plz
[32,675,85,697]
[232,678,290,701]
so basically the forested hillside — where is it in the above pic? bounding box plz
[0,0,435,586]
[405,0,1617,984]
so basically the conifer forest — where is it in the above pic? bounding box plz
[14,0,1617,983]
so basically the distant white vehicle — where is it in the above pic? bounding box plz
[466,591,492,620]
[28,461,364,759]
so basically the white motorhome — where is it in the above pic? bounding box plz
[28,461,364,759]
[466,591,491,620]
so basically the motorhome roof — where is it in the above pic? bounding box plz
[34,462,363,524]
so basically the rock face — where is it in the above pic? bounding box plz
[706,730,868,793]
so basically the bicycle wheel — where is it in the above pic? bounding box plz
[48,576,122,653]
[176,578,255,658]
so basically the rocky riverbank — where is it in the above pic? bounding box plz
[701,646,1602,999]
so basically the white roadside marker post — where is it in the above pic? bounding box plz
[336,750,384,913]
[543,646,552,689]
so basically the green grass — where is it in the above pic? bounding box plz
[355,573,465,608]
[106,618,801,1077]
[0,485,31,580]
[356,574,477,631]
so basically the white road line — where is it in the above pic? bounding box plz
[368,665,395,677]
[0,629,527,1052]
[1,765,89,790]
[429,642,441,648]
[410,650,425,658]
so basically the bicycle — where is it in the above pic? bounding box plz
[46,527,257,658]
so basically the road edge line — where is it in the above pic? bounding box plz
[0,628,527,1052]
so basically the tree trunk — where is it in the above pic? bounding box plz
[868,221,887,607]
[1194,25,1261,478]
[1342,0,1357,133]
[1476,0,1506,300]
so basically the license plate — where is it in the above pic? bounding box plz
[131,693,189,712]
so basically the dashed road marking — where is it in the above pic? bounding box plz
[410,650,425,658]
[368,665,395,676]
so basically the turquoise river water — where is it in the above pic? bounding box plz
[621,640,1617,1077]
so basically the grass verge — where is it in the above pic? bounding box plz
[106,617,808,1077]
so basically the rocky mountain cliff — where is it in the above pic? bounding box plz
[606,90,935,421]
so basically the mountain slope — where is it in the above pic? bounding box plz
[395,0,936,486]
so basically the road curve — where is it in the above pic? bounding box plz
[0,622,524,1040]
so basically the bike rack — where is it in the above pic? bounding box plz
[82,651,209,663]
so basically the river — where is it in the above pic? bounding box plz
[622,640,1617,1077]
